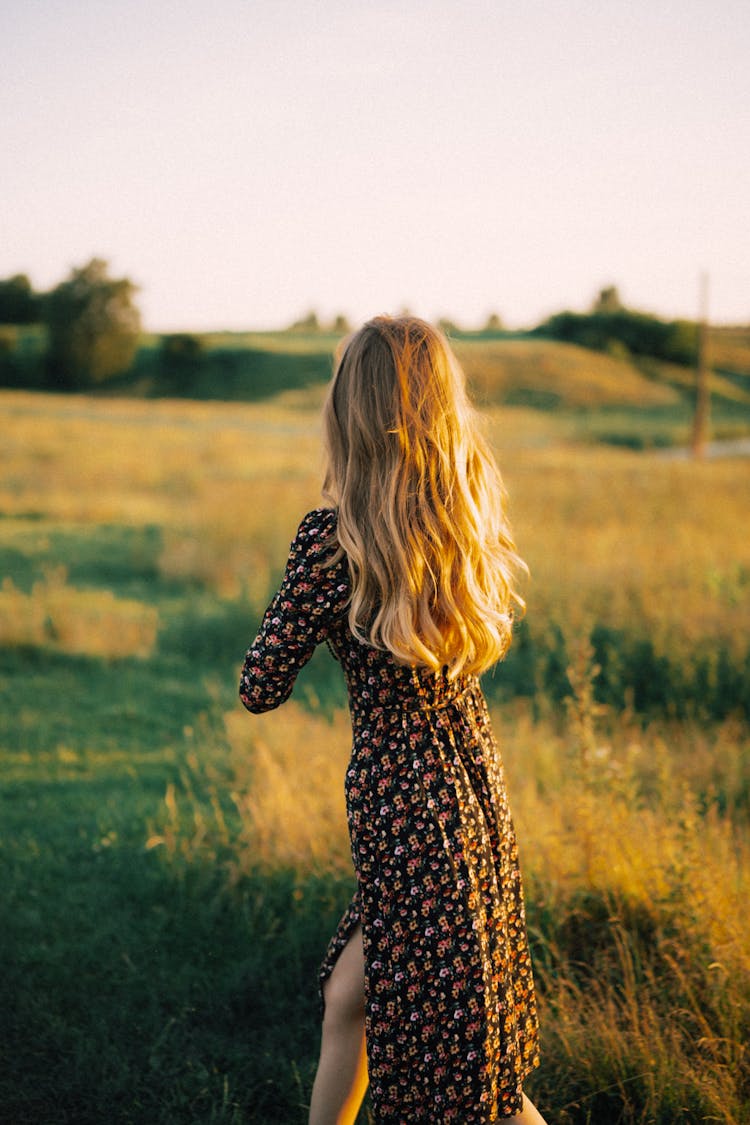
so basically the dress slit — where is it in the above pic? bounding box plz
[318,893,362,1016]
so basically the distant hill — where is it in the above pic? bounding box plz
[128,334,695,409]
[124,333,696,409]
[116,324,750,411]
[453,338,680,409]
[4,323,750,414]
[709,325,750,378]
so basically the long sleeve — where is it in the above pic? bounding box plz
[239,508,349,713]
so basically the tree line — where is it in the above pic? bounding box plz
[0,266,710,394]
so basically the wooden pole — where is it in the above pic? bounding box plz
[691,272,710,459]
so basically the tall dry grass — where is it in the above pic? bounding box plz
[149,666,749,1123]
[5,389,747,655]
[0,565,158,657]
[0,388,323,533]
[500,439,750,662]
[147,703,353,878]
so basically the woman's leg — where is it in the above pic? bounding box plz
[309,925,369,1125]
[308,925,546,1125]
[507,1093,550,1123]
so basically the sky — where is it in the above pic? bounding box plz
[3,0,749,332]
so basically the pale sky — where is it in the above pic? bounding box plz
[3,0,749,331]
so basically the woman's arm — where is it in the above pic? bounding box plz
[239,509,348,713]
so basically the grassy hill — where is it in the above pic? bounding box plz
[117,326,750,422]
[4,323,750,451]
[709,324,750,377]
[453,337,679,408]
[132,332,685,409]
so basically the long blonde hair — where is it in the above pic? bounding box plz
[322,315,526,677]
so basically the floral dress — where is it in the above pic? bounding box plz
[239,508,540,1122]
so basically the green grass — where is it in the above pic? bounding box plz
[0,600,348,1125]
[2,780,352,1123]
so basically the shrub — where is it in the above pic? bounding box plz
[534,309,698,366]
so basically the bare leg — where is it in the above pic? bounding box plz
[309,926,546,1124]
[507,1093,550,1123]
[309,925,369,1125]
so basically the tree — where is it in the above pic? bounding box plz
[159,333,205,394]
[0,274,39,324]
[161,332,204,367]
[289,310,320,333]
[483,312,504,333]
[591,286,623,314]
[44,258,141,388]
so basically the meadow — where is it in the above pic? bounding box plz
[1,340,749,1124]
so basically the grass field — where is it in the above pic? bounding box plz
[1,366,749,1123]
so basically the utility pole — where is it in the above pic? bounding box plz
[690,272,710,459]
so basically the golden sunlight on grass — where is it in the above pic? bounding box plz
[456,339,680,407]
[500,700,748,974]
[151,684,748,989]
[144,683,749,1122]
[147,680,749,1125]
[0,566,158,658]
[0,390,323,528]
[147,703,352,878]
[157,475,322,602]
[4,390,749,652]
[503,445,750,650]
[223,704,352,875]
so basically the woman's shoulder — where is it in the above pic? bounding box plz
[294,506,338,541]
[297,505,337,529]
[289,507,340,565]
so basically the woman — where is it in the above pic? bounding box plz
[240,316,546,1123]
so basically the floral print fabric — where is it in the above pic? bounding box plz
[240,508,539,1122]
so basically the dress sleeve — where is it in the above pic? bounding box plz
[239,509,349,713]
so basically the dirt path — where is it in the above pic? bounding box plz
[657,437,750,460]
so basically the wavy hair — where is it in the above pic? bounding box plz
[322,315,526,677]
